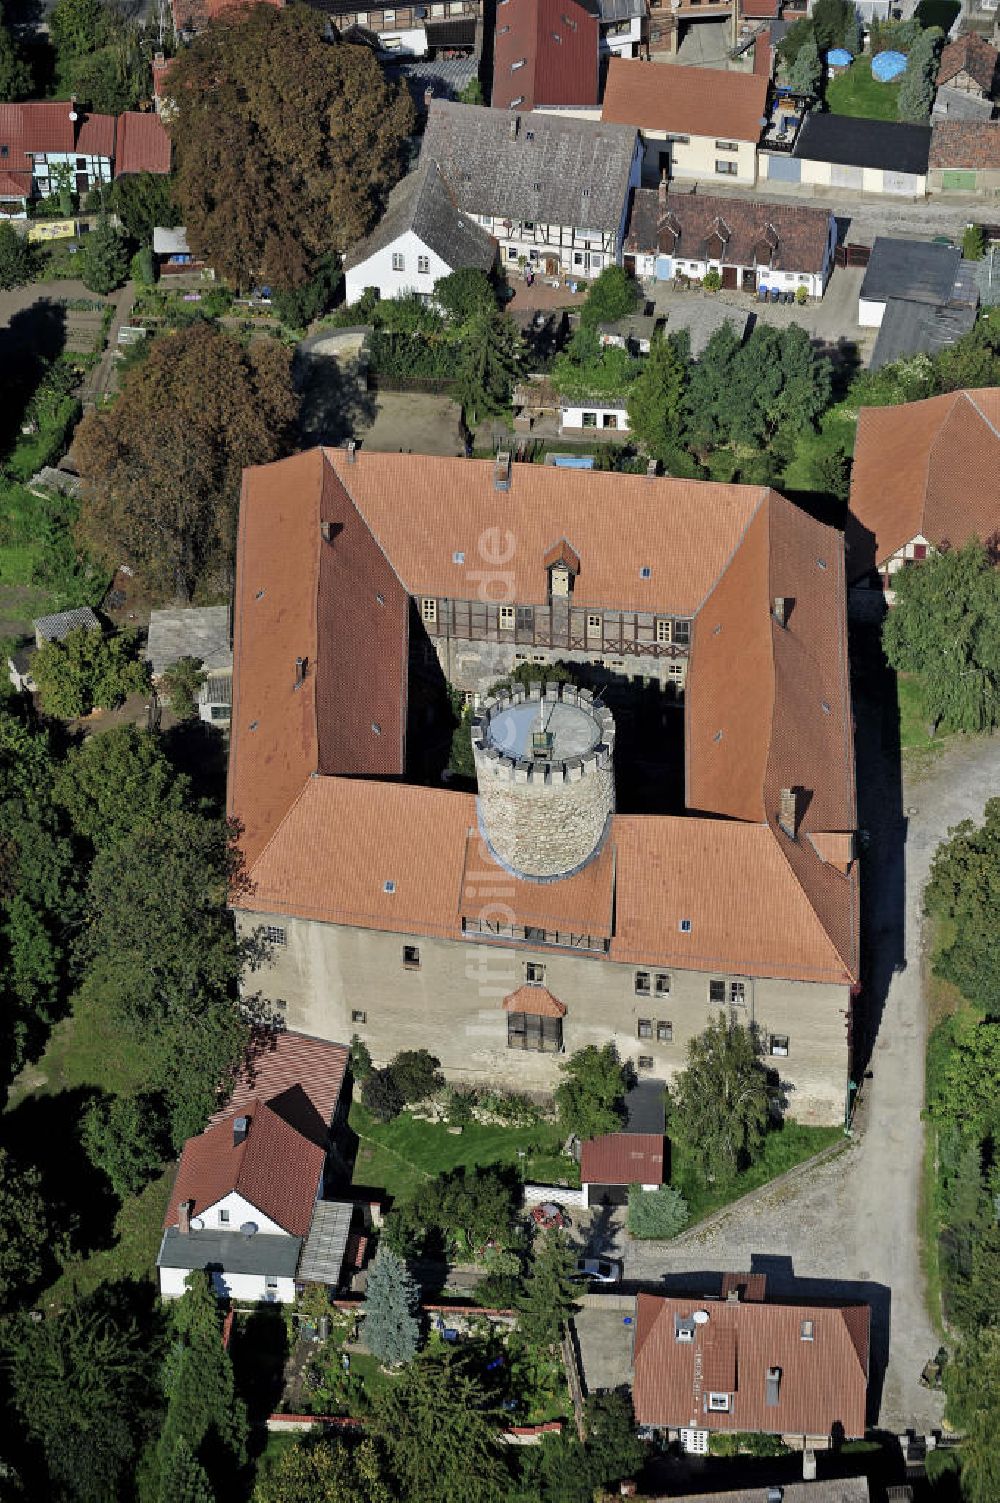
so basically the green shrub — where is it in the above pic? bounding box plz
[130,246,155,287]
[477,1089,543,1128]
[389,1049,443,1104]
[82,1092,168,1199]
[160,655,205,720]
[627,1184,689,1239]
[350,1033,374,1083]
[963,224,986,261]
[362,1066,405,1123]
[702,269,722,292]
[709,1432,791,1457]
[795,284,809,305]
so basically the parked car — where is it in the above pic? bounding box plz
[573,1256,621,1284]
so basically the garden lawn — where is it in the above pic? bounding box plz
[671,1122,843,1224]
[826,65,901,122]
[349,1102,578,1202]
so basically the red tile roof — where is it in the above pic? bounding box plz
[229,451,858,988]
[493,0,600,111]
[208,1029,349,1147]
[116,111,171,175]
[580,1133,665,1185]
[633,1290,869,1437]
[503,984,567,1017]
[165,1100,325,1236]
[847,388,1000,575]
[743,0,777,15]
[0,170,30,198]
[929,119,1000,169]
[76,110,116,157]
[172,0,282,31]
[603,59,769,145]
[0,100,117,169]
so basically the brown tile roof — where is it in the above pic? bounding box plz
[503,984,567,1017]
[580,1132,665,1184]
[115,111,171,175]
[847,388,1000,575]
[603,59,769,145]
[936,33,998,94]
[493,0,600,111]
[633,1290,869,1436]
[665,1479,870,1503]
[165,1100,325,1237]
[0,169,30,197]
[76,110,116,157]
[208,1029,349,1147]
[229,451,857,988]
[929,119,1000,169]
[0,101,114,164]
[625,187,832,276]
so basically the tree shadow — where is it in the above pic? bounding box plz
[0,299,69,454]
[232,1303,290,1433]
[293,334,378,447]
[160,717,230,815]
[0,1086,120,1272]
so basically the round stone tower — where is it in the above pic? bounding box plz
[471,682,615,881]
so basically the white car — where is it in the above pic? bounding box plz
[574,1256,621,1284]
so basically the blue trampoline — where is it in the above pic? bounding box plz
[826,48,853,66]
[872,49,907,81]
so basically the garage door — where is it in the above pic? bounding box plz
[587,1184,629,1207]
[883,171,920,195]
[831,164,864,190]
[721,265,738,290]
[763,152,801,183]
[654,255,672,280]
[942,169,977,190]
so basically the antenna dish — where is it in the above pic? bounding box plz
[240,1221,259,1238]
[68,110,79,122]
[692,1309,710,1325]
[189,1216,204,1232]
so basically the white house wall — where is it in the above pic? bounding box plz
[631,249,827,298]
[345,228,459,304]
[159,1265,297,1303]
[196,1190,288,1236]
[561,402,631,432]
[377,25,428,54]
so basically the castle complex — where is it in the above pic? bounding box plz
[228,447,859,1124]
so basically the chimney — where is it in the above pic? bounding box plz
[765,1367,781,1407]
[233,1115,249,1147]
[345,438,357,464]
[178,1198,193,1236]
[778,787,799,841]
[494,450,512,491]
[154,49,165,63]
[509,114,520,140]
[320,520,334,543]
[646,458,658,478]
[294,655,306,689]
[773,595,788,627]
[424,86,434,109]
[726,1287,740,1303]
[802,1450,817,1482]
[658,170,667,209]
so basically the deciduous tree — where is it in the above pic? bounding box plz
[583,1391,645,1492]
[434,268,498,325]
[82,1090,168,1199]
[75,323,298,600]
[53,723,188,849]
[0,221,31,289]
[111,171,179,246]
[554,1043,627,1140]
[168,7,414,288]
[254,1436,391,1503]
[0,1147,50,1307]
[944,1326,1000,1503]
[670,1010,772,1181]
[883,540,1000,735]
[363,1245,420,1367]
[579,264,638,328]
[161,656,206,721]
[0,4,30,102]
[31,625,149,718]
[80,213,128,294]
[389,1048,443,1103]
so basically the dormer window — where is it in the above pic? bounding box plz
[550,564,571,597]
[707,1393,731,1412]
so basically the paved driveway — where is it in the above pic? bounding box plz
[582,684,1000,1435]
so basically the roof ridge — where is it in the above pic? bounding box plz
[963,388,1000,445]
[766,821,855,980]
[244,777,317,893]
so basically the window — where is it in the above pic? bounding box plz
[801,1319,815,1341]
[516,605,534,632]
[352,1009,367,1024]
[634,970,651,996]
[590,255,603,270]
[510,95,525,107]
[526,961,545,984]
[673,618,691,647]
[678,918,692,933]
[637,1018,652,1039]
[263,925,287,946]
[508,247,519,260]
[667,133,690,144]
[525,925,545,943]
[507,1011,562,1051]
[770,1034,789,1057]
[657,1020,673,1043]
[421,597,437,624]
[587,613,602,630]
[655,618,671,644]
[654,973,670,996]
[417,255,430,274]
[639,566,652,580]
[582,411,597,427]
[912,542,928,561]
[709,978,726,1004]
[523,220,535,232]
[219,1209,230,1224]
[715,161,738,176]
[637,1054,654,1070]
[715,140,739,152]
[403,944,420,968]
[499,605,515,630]
[729,980,747,1006]
[76,156,87,170]
[711,978,747,1006]
[511,56,526,69]
[708,1393,731,1412]
[392,251,405,271]
[602,412,617,429]
[210,705,229,722]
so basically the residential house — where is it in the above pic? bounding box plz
[857,237,979,370]
[7,606,102,694]
[227,446,859,1124]
[928,119,1000,191]
[0,101,115,216]
[762,113,931,197]
[146,604,233,726]
[632,1276,870,1449]
[343,157,497,305]
[624,179,836,297]
[846,387,1000,600]
[417,100,642,278]
[158,1030,354,1302]
[585,0,646,57]
[935,33,998,100]
[305,0,480,57]
[493,0,600,112]
[560,394,632,431]
[602,59,768,187]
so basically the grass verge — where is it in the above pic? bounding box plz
[826,66,901,121]
[349,1102,578,1202]
[672,1123,844,1225]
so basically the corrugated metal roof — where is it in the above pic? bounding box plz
[297,1200,353,1285]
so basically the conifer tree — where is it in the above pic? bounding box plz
[517,1230,577,1349]
[363,1246,420,1367]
